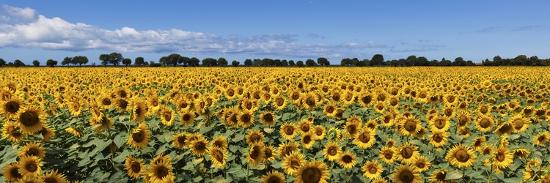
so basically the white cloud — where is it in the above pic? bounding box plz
[0,5,417,59]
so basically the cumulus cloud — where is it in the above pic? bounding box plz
[0,5,434,58]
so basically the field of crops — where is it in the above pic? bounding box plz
[0,67,549,183]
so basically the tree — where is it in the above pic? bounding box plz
[135,57,145,66]
[72,56,88,66]
[46,59,58,67]
[341,58,352,66]
[188,57,200,66]
[317,57,330,66]
[217,57,228,66]
[371,54,384,66]
[166,53,182,66]
[296,61,304,67]
[14,59,25,67]
[202,58,217,66]
[109,52,123,66]
[231,60,239,66]
[99,54,109,66]
[244,59,253,66]
[122,58,132,66]
[62,57,72,66]
[288,60,296,66]
[0,58,6,67]
[305,59,317,66]
[32,60,40,66]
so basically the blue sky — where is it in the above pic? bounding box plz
[1,0,549,64]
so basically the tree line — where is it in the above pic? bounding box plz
[1,52,549,67]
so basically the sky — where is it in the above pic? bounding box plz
[1,0,549,64]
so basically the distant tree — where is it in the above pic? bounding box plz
[281,60,289,66]
[305,59,317,66]
[99,54,109,66]
[288,60,296,66]
[371,54,384,66]
[417,57,429,66]
[296,61,304,67]
[189,57,200,66]
[217,57,228,66]
[14,59,25,67]
[440,58,452,66]
[62,57,72,66]
[513,55,528,65]
[46,59,58,67]
[0,58,5,67]
[109,52,123,66]
[135,57,145,66]
[72,56,88,66]
[32,60,40,66]
[231,60,239,66]
[122,58,132,66]
[317,57,330,66]
[341,58,352,66]
[244,59,253,66]
[166,53,182,66]
[202,58,218,66]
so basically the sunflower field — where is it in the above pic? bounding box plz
[0,67,549,183]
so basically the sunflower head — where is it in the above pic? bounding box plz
[124,156,144,179]
[1,98,22,116]
[42,170,68,183]
[127,123,150,149]
[147,156,175,183]
[17,107,46,135]
[191,138,209,156]
[280,123,297,140]
[18,142,45,159]
[362,160,383,180]
[282,151,304,175]
[245,129,264,145]
[261,171,285,183]
[337,151,357,169]
[446,144,476,169]
[392,165,421,183]
[247,143,265,166]
[209,146,228,169]
[3,163,23,182]
[211,135,228,149]
[260,112,276,126]
[2,122,26,143]
[18,155,42,176]
[294,161,330,183]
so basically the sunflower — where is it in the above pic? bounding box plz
[18,155,42,176]
[209,146,228,169]
[456,111,470,127]
[362,160,383,180]
[42,170,68,183]
[282,151,305,175]
[89,112,113,132]
[39,126,54,141]
[398,143,419,164]
[238,110,255,128]
[312,125,326,140]
[508,115,530,133]
[298,119,313,134]
[260,112,276,126]
[17,107,46,135]
[115,98,129,111]
[147,157,175,183]
[97,94,113,109]
[261,171,285,183]
[247,143,265,166]
[1,98,22,116]
[301,93,317,110]
[429,131,448,148]
[475,115,494,133]
[280,123,297,140]
[190,138,209,156]
[430,169,447,183]
[18,142,45,159]
[301,132,316,149]
[344,116,362,138]
[391,165,421,183]
[245,129,264,145]
[179,110,195,126]
[277,142,299,159]
[2,121,25,143]
[492,146,514,169]
[294,161,329,183]
[337,151,357,169]
[264,145,276,162]
[533,131,550,146]
[159,108,175,126]
[124,156,144,179]
[3,163,23,182]
[412,156,431,172]
[399,116,421,136]
[323,104,337,118]
[172,133,189,149]
[495,122,513,136]
[353,127,376,149]
[379,146,397,164]
[429,115,450,132]
[446,144,476,169]
[211,135,228,149]
[128,123,150,149]
[380,112,395,128]
[64,127,80,137]
[129,100,147,122]
[272,96,287,110]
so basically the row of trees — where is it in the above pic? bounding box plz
[2,53,550,67]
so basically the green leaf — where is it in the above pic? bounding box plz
[445,170,463,180]
[113,133,126,147]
